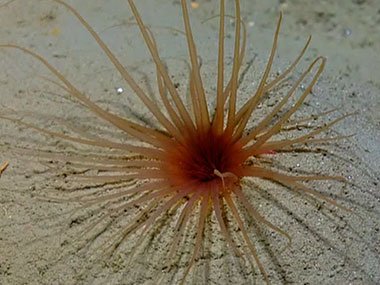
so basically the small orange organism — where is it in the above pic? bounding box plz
[0,162,9,177]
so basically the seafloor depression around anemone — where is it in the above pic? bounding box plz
[0,0,363,284]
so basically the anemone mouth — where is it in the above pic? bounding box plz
[165,128,244,184]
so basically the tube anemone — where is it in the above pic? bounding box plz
[0,0,356,284]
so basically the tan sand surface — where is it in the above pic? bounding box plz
[0,1,379,284]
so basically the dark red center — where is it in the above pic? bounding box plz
[166,129,244,185]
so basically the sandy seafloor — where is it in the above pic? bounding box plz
[0,0,379,284]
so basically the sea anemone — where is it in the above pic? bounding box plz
[0,0,356,284]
